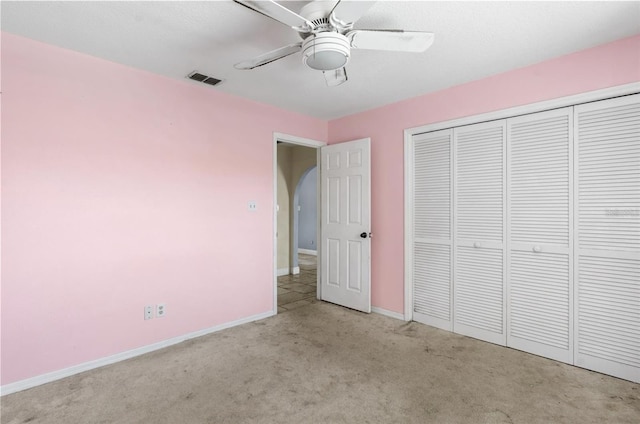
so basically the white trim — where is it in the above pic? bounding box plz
[315,148,322,302]
[403,130,414,322]
[273,138,279,313]
[273,132,326,148]
[273,132,325,314]
[372,306,405,321]
[277,268,290,277]
[0,310,274,396]
[298,248,317,256]
[404,83,640,325]
[291,266,300,275]
[406,83,640,136]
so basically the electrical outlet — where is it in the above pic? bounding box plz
[144,305,154,320]
[248,201,257,211]
[157,303,166,318]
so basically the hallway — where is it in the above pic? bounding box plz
[277,253,317,313]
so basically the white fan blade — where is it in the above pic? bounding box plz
[234,0,313,32]
[235,43,303,70]
[323,67,348,87]
[330,1,377,26]
[347,30,434,52]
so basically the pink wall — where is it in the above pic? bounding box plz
[1,33,327,385]
[3,30,639,387]
[328,34,640,314]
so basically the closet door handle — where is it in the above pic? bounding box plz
[473,242,482,248]
[533,246,542,253]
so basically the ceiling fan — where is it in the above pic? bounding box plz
[233,0,434,86]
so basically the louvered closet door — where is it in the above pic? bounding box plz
[413,129,453,330]
[507,107,573,363]
[453,121,506,345]
[575,94,640,383]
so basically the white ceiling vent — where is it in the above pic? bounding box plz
[187,71,222,86]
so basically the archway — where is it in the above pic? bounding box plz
[292,165,317,271]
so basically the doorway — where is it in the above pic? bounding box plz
[277,165,318,312]
[273,133,325,314]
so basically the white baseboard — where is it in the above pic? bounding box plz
[277,267,301,276]
[277,268,290,276]
[372,306,405,321]
[298,248,317,256]
[0,310,274,396]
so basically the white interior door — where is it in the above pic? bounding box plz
[453,121,507,346]
[507,107,574,363]
[412,129,453,330]
[574,94,640,383]
[320,138,371,313]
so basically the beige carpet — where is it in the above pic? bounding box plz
[2,302,639,423]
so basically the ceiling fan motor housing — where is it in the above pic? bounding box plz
[300,1,335,22]
[302,32,351,71]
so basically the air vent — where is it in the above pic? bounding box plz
[310,17,329,27]
[310,17,332,32]
[187,71,222,86]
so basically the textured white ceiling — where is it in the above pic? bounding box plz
[2,1,639,120]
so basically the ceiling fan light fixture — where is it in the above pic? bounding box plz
[302,32,350,71]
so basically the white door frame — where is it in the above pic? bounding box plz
[273,132,326,314]
[404,82,640,322]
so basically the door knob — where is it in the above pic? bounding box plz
[360,232,368,239]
